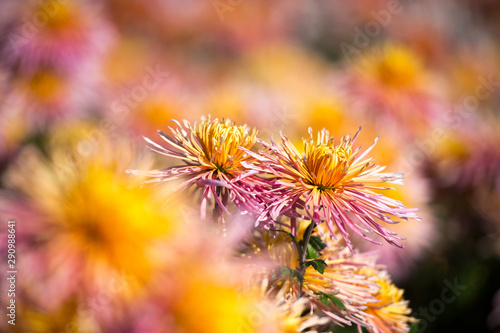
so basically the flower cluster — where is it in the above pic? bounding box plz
[130,115,419,332]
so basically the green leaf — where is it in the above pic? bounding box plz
[305,243,321,260]
[318,294,332,306]
[409,322,419,333]
[326,294,347,311]
[305,259,327,274]
[308,236,327,251]
[315,292,347,311]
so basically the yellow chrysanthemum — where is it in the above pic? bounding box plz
[245,219,417,331]
[130,116,269,222]
[172,276,258,333]
[343,43,439,138]
[4,124,174,306]
[247,221,381,329]
[172,278,325,333]
[361,269,417,333]
[358,44,424,89]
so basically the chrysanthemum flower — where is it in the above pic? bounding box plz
[439,117,500,193]
[300,224,382,328]
[168,275,324,333]
[12,66,76,117]
[244,220,416,332]
[341,43,442,138]
[0,1,113,122]
[1,0,113,75]
[129,116,270,224]
[108,81,196,139]
[4,60,103,125]
[359,44,423,90]
[1,124,174,309]
[361,268,417,333]
[313,224,417,333]
[166,277,319,333]
[243,128,420,251]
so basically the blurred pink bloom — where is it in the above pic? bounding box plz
[1,0,114,76]
[0,130,173,311]
[340,43,444,140]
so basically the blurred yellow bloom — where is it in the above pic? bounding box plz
[16,299,99,333]
[4,124,174,306]
[37,0,83,32]
[26,68,66,103]
[171,276,258,333]
[359,44,424,89]
[344,43,440,138]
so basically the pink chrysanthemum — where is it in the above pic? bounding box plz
[242,128,420,251]
[1,0,113,75]
[128,116,270,224]
[340,43,442,140]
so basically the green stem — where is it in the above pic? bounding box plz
[297,221,316,297]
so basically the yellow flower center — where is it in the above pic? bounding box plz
[28,70,64,101]
[194,119,257,175]
[374,46,421,87]
[37,1,80,32]
[59,167,172,280]
[303,138,352,192]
